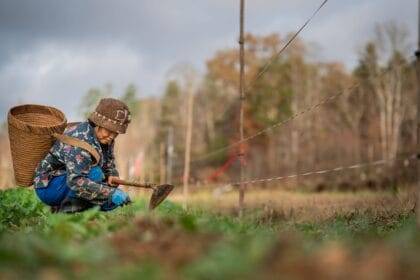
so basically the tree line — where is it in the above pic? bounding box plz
[1,22,414,191]
[138,22,416,191]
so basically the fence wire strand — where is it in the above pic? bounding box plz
[184,58,414,166]
[225,153,418,187]
[247,0,329,91]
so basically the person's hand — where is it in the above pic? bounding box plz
[111,189,130,206]
[108,176,119,187]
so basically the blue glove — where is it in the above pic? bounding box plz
[111,189,129,206]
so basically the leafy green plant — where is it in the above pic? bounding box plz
[0,188,48,232]
[1,187,419,279]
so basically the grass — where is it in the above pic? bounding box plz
[170,188,415,221]
[0,187,419,279]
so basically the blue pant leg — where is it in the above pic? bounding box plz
[36,167,105,206]
[35,175,68,206]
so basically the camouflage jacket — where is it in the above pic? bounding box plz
[33,121,118,204]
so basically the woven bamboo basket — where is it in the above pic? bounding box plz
[7,104,67,187]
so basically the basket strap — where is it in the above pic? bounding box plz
[52,133,100,165]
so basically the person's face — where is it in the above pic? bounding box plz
[95,126,118,145]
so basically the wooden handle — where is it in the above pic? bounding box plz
[110,178,155,189]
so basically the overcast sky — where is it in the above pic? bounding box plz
[0,0,417,122]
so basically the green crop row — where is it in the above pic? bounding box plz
[1,187,419,279]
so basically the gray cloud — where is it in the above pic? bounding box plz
[0,0,417,122]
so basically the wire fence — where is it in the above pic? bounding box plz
[155,1,418,212]
[245,0,328,93]
[183,0,330,166]
[227,153,418,187]
[208,153,418,198]
[180,57,413,170]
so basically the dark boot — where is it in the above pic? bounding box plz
[50,206,60,213]
[58,196,94,213]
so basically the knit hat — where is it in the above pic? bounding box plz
[88,98,131,134]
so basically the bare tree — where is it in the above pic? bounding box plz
[372,22,409,161]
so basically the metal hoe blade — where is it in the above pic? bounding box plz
[149,184,174,210]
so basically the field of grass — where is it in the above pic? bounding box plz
[171,188,416,221]
[1,187,419,279]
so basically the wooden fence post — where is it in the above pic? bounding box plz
[238,0,246,216]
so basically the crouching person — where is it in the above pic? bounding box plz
[33,98,132,213]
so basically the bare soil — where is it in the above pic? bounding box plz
[110,216,219,274]
[261,235,419,280]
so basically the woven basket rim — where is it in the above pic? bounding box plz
[8,104,67,135]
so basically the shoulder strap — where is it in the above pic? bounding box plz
[52,133,100,165]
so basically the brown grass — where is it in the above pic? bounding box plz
[168,188,416,222]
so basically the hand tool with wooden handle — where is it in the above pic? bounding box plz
[110,177,174,210]
[110,177,156,189]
